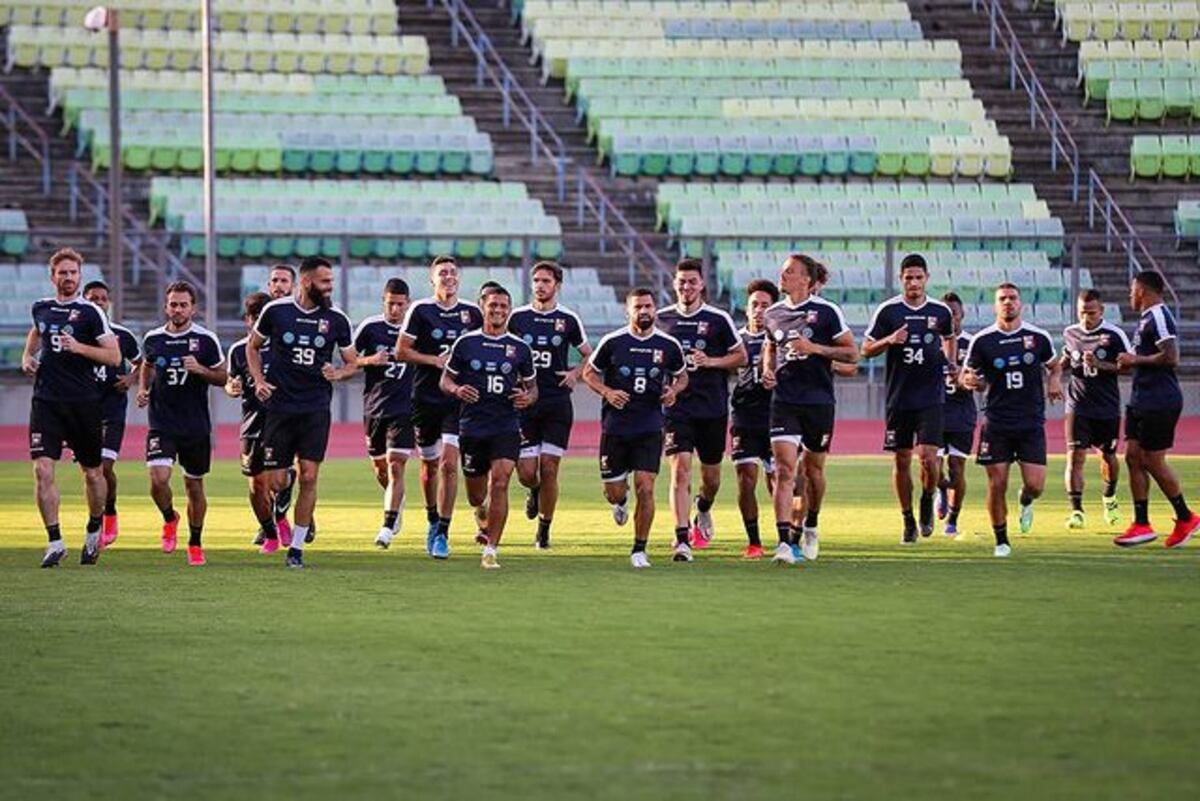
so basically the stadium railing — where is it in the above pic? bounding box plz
[0,83,51,194]
[575,167,671,302]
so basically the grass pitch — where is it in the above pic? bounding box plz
[1,456,1198,800]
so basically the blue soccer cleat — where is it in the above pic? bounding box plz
[430,532,450,560]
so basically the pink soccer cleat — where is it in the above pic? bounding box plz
[101,514,119,548]
[187,545,206,566]
[259,537,280,555]
[161,513,179,554]
[276,517,292,547]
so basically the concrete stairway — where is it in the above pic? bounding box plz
[909,0,1200,321]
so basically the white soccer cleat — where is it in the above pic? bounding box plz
[630,551,650,569]
[672,541,694,563]
[481,547,500,569]
[1019,502,1034,534]
[694,502,715,544]
[611,500,629,526]
[994,543,1012,558]
[771,542,796,565]
[374,527,393,549]
[801,527,820,561]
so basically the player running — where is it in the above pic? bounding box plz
[935,292,975,537]
[582,288,687,568]
[761,254,858,565]
[961,283,1062,557]
[136,282,226,566]
[247,256,357,568]
[507,261,591,550]
[861,254,956,545]
[352,278,414,549]
[1061,289,1132,530]
[23,248,121,567]
[396,256,484,559]
[81,279,141,548]
[730,279,779,559]
[254,263,298,544]
[657,259,746,557]
[440,285,537,569]
[1113,270,1199,548]
[226,291,293,553]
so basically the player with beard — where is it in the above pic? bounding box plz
[247,256,357,568]
[81,279,141,548]
[353,279,414,549]
[440,285,537,568]
[24,248,122,567]
[761,254,858,565]
[396,256,483,559]
[935,292,976,537]
[1113,270,1199,548]
[225,292,293,553]
[656,259,745,558]
[1061,289,1132,530]
[508,262,591,550]
[137,282,226,566]
[582,288,688,568]
[961,283,1063,557]
[730,279,779,559]
[861,254,956,545]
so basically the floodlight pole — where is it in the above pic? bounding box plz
[105,10,123,317]
[200,0,217,333]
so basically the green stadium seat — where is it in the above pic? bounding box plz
[1161,134,1189,179]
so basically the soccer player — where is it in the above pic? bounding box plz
[352,278,414,549]
[508,261,591,549]
[730,278,779,559]
[247,256,357,568]
[226,291,293,553]
[81,279,141,548]
[136,281,226,566]
[657,258,745,556]
[761,254,858,565]
[582,288,687,568]
[861,254,956,545]
[396,256,483,559]
[1113,270,1199,548]
[936,292,975,537]
[258,263,298,542]
[1061,289,1132,530]
[961,283,1062,557]
[24,248,122,567]
[440,285,537,568]
[267,263,295,300]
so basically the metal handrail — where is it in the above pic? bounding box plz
[575,167,671,300]
[0,83,51,194]
[441,0,567,200]
[1086,169,1180,308]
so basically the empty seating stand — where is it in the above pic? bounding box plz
[0,210,30,256]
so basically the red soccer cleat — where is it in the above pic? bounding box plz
[161,513,180,554]
[1113,522,1157,548]
[689,522,713,550]
[187,545,206,566]
[742,543,765,560]
[100,514,119,548]
[1165,513,1200,549]
[276,517,292,547]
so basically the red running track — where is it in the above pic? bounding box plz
[2,418,1198,461]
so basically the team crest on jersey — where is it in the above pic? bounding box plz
[460,310,471,323]
[1099,335,1110,346]
[318,319,330,335]
[927,316,939,331]
[30,432,42,447]
[697,321,709,335]
[652,349,663,364]
[505,345,516,358]
[806,311,819,323]
[1023,335,1035,350]
[554,318,566,332]
[68,309,81,322]
[189,338,199,352]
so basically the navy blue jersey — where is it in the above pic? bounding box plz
[762,295,850,407]
[353,315,413,420]
[30,296,115,403]
[1130,303,1183,412]
[507,303,588,403]
[95,323,142,418]
[589,328,686,436]
[227,337,272,438]
[445,331,535,437]
[401,297,484,406]
[964,323,1056,432]
[731,327,771,431]
[142,323,224,438]
[1062,320,1132,419]
[865,296,954,412]
[657,303,741,421]
[253,298,353,414]
[943,332,977,434]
